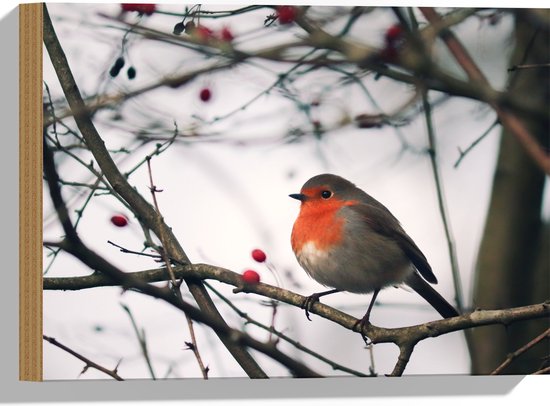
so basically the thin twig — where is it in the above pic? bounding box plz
[157,4,267,19]
[421,89,464,313]
[508,62,550,72]
[533,365,550,375]
[183,315,209,379]
[145,156,178,286]
[490,327,550,375]
[43,335,124,381]
[454,119,499,168]
[123,122,178,179]
[107,240,165,261]
[120,304,157,379]
[367,343,377,376]
[144,157,209,379]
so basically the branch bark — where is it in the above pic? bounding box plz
[44,261,550,376]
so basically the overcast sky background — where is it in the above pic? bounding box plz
[41,1,549,382]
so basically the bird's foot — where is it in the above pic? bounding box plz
[301,293,322,321]
[353,315,372,346]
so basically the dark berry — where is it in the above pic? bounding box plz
[114,56,125,69]
[127,66,136,79]
[109,66,121,77]
[109,57,125,77]
[173,21,185,35]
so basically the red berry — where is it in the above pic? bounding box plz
[385,24,403,44]
[381,24,405,63]
[199,87,212,102]
[193,25,214,42]
[251,249,266,263]
[219,27,234,42]
[121,4,156,16]
[242,270,260,284]
[276,6,297,24]
[110,214,128,227]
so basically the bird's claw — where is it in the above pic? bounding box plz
[301,294,321,321]
[353,316,372,346]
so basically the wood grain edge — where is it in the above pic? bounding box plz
[19,2,43,382]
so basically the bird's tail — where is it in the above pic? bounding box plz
[405,272,459,319]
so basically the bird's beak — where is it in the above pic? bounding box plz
[289,193,307,201]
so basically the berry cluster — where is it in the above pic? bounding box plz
[173,21,235,45]
[240,248,268,285]
[108,56,137,80]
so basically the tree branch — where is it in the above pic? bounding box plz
[43,261,550,375]
[43,3,268,379]
[419,7,550,174]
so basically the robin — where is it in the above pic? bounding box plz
[290,173,459,331]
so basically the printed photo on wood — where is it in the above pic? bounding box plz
[22,3,550,382]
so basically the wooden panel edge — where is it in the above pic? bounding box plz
[19,2,43,382]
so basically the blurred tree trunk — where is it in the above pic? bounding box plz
[470,10,550,375]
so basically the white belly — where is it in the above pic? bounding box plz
[295,240,413,294]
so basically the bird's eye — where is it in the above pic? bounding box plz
[321,190,332,199]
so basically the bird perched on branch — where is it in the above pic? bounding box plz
[289,174,458,333]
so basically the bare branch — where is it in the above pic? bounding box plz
[421,89,464,313]
[43,261,550,376]
[490,328,550,375]
[420,7,550,174]
[120,304,157,380]
[43,335,124,381]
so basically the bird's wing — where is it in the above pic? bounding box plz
[349,203,438,284]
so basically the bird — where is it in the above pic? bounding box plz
[289,173,459,332]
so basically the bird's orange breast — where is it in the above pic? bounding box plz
[291,199,353,253]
